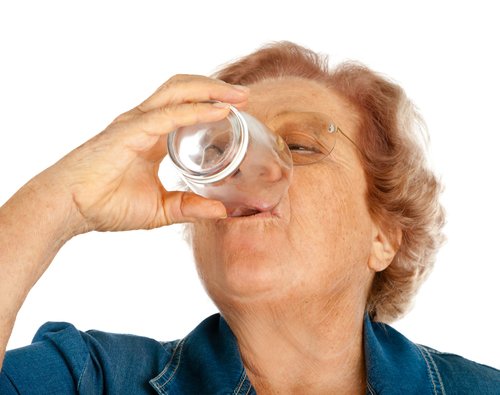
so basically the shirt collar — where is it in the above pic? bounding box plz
[150,313,437,394]
[149,313,253,395]
[363,314,437,394]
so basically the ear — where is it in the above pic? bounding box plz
[368,221,402,272]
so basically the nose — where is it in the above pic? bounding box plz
[233,154,286,184]
[259,160,284,183]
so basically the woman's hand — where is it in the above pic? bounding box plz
[39,75,249,234]
[1,74,249,369]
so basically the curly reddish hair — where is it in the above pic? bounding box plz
[213,41,446,323]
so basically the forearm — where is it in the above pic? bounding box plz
[0,172,82,369]
[0,76,246,371]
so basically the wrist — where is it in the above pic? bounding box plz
[15,170,89,242]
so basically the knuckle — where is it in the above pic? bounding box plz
[155,74,195,96]
[169,73,193,82]
[135,103,148,114]
[158,105,179,129]
[111,113,127,123]
[190,102,208,122]
[164,74,194,88]
[159,103,175,116]
[113,108,138,123]
[190,102,202,111]
[165,74,223,90]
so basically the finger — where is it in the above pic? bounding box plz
[162,191,227,225]
[137,74,249,112]
[125,101,233,141]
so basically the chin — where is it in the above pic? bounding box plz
[204,252,297,303]
[192,222,297,302]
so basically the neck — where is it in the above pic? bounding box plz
[220,293,367,395]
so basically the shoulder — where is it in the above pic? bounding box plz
[2,321,177,394]
[32,321,177,366]
[365,317,500,394]
[417,344,500,394]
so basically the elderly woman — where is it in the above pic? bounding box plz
[0,42,498,394]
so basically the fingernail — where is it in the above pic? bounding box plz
[232,85,250,93]
[212,102,231,109]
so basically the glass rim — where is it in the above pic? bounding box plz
[167,105,249,184]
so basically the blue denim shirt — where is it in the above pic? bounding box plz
[1,313,499,394]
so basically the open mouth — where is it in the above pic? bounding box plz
[231,207,263,217]
[227,204,279,219]
[221,197,284,220]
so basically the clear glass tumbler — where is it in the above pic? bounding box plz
[167,105,293,217]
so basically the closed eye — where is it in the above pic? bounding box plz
[287,143,321,154]
[284,131,325,155]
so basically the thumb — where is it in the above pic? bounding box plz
[162,191,227,225]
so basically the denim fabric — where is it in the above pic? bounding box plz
[364,319,500,394]
[1,314,499,394]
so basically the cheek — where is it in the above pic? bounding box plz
[289,165,351,232]
[288,166,373,271]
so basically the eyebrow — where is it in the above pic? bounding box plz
[272,114,329,140]
[270,111,332,127]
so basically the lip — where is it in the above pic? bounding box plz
[219,201,283,222]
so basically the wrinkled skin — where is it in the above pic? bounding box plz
[190,77,399,394]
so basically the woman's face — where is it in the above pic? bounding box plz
[191,77,390,311]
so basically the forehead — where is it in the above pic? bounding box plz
[244,77,359,134]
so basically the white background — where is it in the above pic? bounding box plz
[1,1,499,369]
